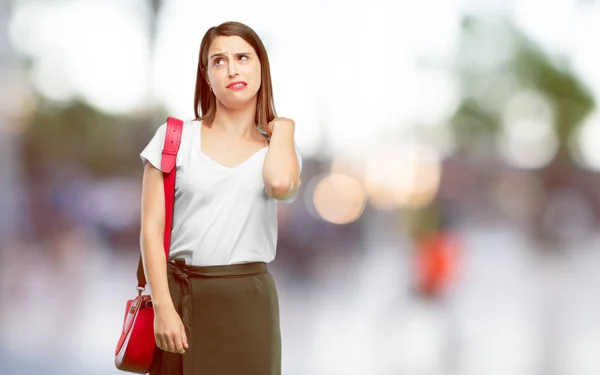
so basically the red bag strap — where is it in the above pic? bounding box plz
[136,117,184,291]
[160,117,184,256]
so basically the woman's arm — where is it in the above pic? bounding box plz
[140,162,172,309]
[140,162,188,354]
[262,118,301,200]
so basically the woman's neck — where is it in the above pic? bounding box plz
[211,100,258,138]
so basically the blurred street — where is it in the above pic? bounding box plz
[2,219,600,374]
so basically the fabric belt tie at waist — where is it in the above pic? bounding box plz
[167,258,268,375]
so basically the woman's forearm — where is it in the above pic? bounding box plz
[263,120,300,199]
[140,163,174,310]
[141,231,173,310]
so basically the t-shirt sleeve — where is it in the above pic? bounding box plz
[140,122,167,171]
[279,142,303,204]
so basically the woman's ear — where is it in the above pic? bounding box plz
[202,68,210,86]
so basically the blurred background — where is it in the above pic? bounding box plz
[1,0,600,374]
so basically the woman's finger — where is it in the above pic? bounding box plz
[155,335,165,351]
[172,332,184,354]
[181,325,189,349]
[163,334,176,353]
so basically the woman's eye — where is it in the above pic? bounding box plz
[214,58,224,66]
[239,55,248,61]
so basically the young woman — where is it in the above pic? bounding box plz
[139,21,302,375]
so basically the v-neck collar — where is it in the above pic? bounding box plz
[195,122,268,171]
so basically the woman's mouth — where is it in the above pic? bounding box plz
[226,81,247,90]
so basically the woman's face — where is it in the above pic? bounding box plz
[205,35,261,109]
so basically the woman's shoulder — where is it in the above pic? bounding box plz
[159,118,199,160]
[151,117,199,130]
[178,119,200,149]
[182,118,201,132]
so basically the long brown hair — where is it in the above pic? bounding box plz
[193,21,277,131]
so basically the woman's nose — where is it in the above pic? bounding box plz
[228,61,238,77]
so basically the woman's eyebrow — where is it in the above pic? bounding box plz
[209,51,253,59]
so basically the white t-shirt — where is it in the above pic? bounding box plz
[140,119,302,266]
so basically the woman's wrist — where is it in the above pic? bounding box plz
[152,295,175,311]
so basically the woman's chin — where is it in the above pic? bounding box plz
[218,95,258,110]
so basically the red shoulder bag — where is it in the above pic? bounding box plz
[114,117,184,373]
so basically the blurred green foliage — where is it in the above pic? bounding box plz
[451,16,595,149]
[410,16,596,242]
[21,97,167,178]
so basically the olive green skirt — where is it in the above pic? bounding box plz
[149,258,281,375]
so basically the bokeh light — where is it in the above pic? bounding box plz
[364,141,442,210]
[571,112,600,171]
[312,173,366,225]
[497,90,558,169]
